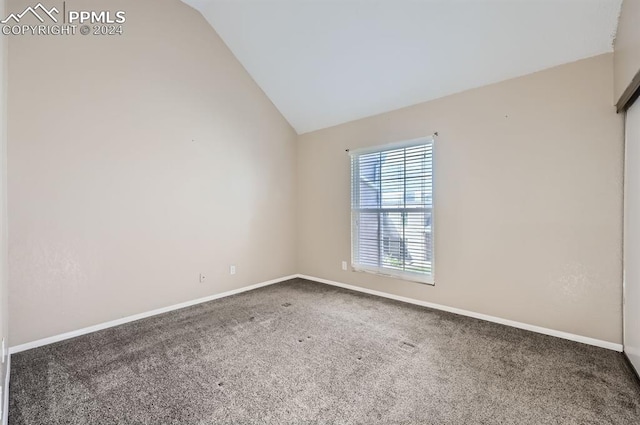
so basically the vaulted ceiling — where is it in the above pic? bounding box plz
[183,0,622,134]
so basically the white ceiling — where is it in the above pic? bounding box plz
[183,0,622,134]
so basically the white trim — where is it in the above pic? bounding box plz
[2,354,9,425]
[9,275,298,354]
[8,272,623,356]
[298,274,623,352]
[350,137,436,285]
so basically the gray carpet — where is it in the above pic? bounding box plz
[9,278,640,424]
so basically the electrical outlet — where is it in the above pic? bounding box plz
[342,261,348,271]
[230,265,236,275]
[199,273,206,283]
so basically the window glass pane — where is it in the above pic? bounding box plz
[381,178,404,207]
[381,212,405,270]
[404,210,432,274]
[356,211,379,267]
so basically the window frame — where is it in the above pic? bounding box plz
[349,136,435,285]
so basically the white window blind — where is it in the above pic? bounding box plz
[350,137,434,284]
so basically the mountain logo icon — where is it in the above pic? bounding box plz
[1,3,59,24]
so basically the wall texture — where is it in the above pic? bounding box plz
[614,0,640,103]
[0,0,7,417]
[297,54,624,345]
[8,0,297,346]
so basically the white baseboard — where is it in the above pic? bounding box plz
[297,274,623,352]
[9,272,623,355]
[9,275,298,354]
[2,354,9,425]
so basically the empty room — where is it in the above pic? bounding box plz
[0,0,640,423]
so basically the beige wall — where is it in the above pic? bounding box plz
[614,0,640,103]
[297,54,624,344]
[5,1,625,350]
[8,0,297,346]
[0,0,7,416]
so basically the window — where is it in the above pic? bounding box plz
[350,137,434,284]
